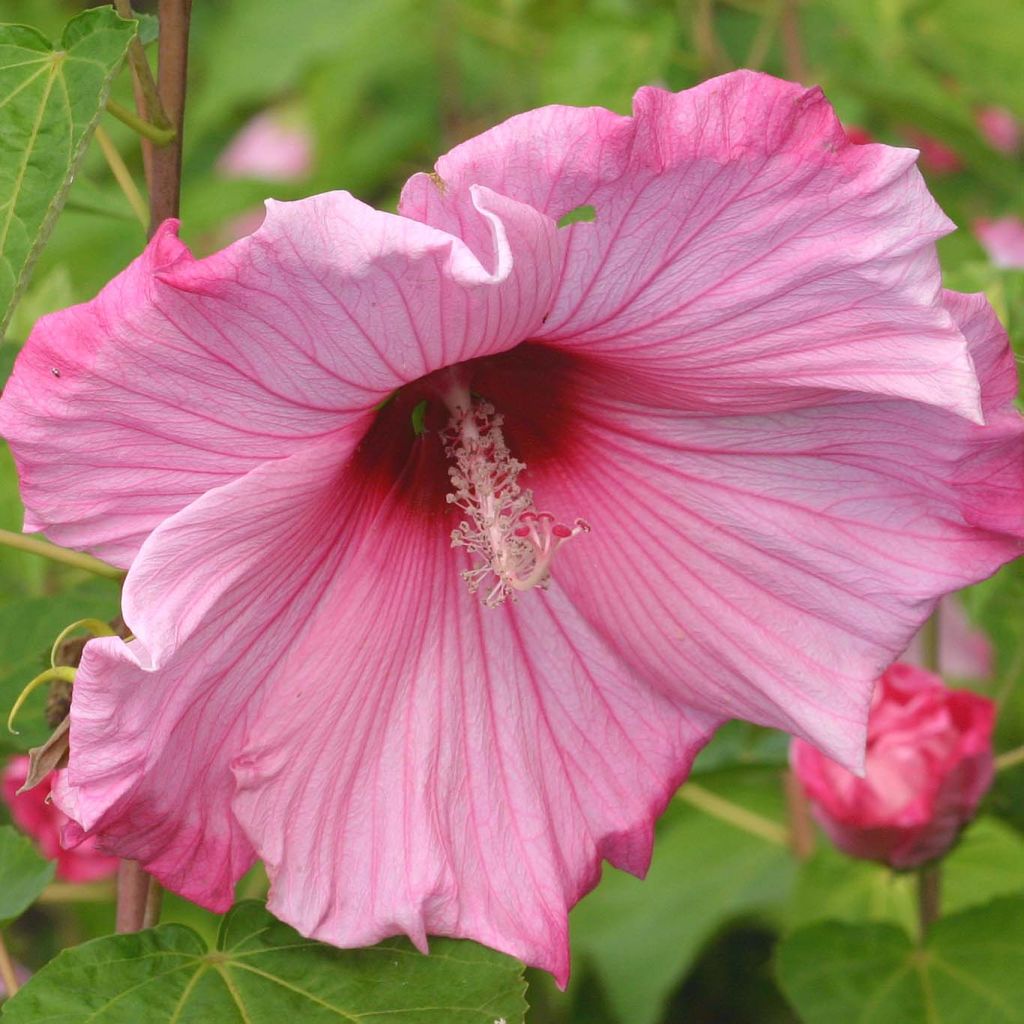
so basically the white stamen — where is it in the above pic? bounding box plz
[442,392,589,607]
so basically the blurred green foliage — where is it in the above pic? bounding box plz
[0,1,1022,1022]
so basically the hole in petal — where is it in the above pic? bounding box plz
[557,203,597,228]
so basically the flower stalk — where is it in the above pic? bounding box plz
[0,529,124,580]
[104,99,176,146]
[917,862,941,940]
[678,783,788,846]
[93,125,149,229]
[0,931,18,998]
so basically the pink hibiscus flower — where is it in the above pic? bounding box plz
[1,72,1023,982]
[975,216,1024,270]
[216,109,313,182]
[2,756,118,883]
[976,106,1020,155]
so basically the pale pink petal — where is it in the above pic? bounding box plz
[217,110,313,182]
[54,408,716,977]
[975,217,1024,270]
[402,71,979,419]
[0,188,559,566]
[53,433,364,907]
[513,292,1023,769]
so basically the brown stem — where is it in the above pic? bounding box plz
[691,0,729,75]
[143,878,164,928]
[0,931,19,999]
[779,0,807,82]
[785,769,816,860]
[917,862,941,940]
[148,0,192,236]
[114,0,191,931]
[115,860,152,932]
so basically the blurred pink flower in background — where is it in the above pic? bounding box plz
[843,125,873,145]
[216,109,313,182]
[0,960,30,998]
[976,106,1021,154]
[1,757,117,883]
[791,664,995,869]
[902,595,993,679]
[975,217,1024,269]
[905,130,964,175]
[2,72,1024,980]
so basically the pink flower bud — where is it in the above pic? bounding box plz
[976,106,1021,154]
[791,664,995,869]
[2,756,117,883]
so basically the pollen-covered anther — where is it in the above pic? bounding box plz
[443,396,588,607]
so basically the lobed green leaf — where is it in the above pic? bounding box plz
[0,7,135,332]
[777,896,1024,1023]
[0,901,528,1023]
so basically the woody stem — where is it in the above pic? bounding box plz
[115,0,192,931]
[0,931,19,998]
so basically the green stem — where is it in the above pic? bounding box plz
[0,930,19,999]
[0,529,125,581]
[920,608,941,674]
[917,862,941,941]
[105,98,176,146]
[996,744,1024,772]
[38,881,117,903]
[93,125,148,229]
[679,783,788,846]
[785,769,816,860]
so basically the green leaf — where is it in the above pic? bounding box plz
[570,771,795,1024]
[0,823,55,925]
[777,896,1024,1024]
[0,901,527,1023]
[0,7,135,332]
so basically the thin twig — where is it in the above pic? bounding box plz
[917,863,941,941]
[779,0,807,81]
[148,0,192,235]
[679,782,788,845]
[38,881,117,904]
[996,744,1024,772]
[784,770,816,860]
[113,0,171,130]
[0,529,125,581]
[94,125,148,229]
[745,0,781,70]
[105,99,176,146]
[113,0,158,189]
[0,931,19,999]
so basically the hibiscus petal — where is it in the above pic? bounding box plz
[0,187,558,566]
[232,500,716,986]
[55,409,716,980]
[53,436,364,908]
[401,70,979,419]
[525,291,1023,770]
